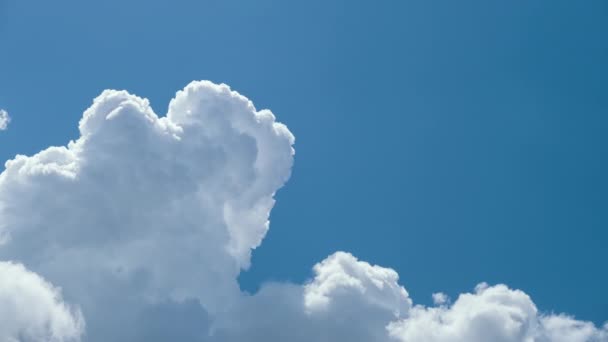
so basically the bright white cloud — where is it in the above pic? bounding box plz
[0,261,84,342]
[0,109,9,130]
[0,81,294,340]
[211,252,411,342]
[304,252,411,317]
[0,81,605,342]
[213,255,607,342]
[387,283,608,342]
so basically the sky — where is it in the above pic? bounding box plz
[0,1,607,341]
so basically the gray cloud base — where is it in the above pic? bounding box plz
[0,81,605,341]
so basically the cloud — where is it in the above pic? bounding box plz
[0,109,9,130]
[0,81,605,341]
[0,261,84,342]
[212,254,607,342]
[432,292,449,305]
[387,283,608,342]
[303,252,410,318]
[0,81,294,340]
[212,252,412,342]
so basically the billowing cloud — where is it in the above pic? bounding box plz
[211,254,607,342]
[387,283,608,342]
[0,81,605,341]
[0,81,293,340]
[304,252,410,317]
[212,252,411,342]
[0,261,84,342]
[0,109,9,130]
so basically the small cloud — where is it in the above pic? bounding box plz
[432,292,449,305]
[0,109,10,130]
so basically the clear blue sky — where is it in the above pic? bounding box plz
[1,0,606,325]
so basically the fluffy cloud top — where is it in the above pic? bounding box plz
[0,109,9,130]
[304,251,410,317]
[0,81,293,340]
[388,283,608,342]
[0,81,605,341]
[0,261,83,342]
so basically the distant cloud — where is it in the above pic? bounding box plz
[0,81,605,341]
[0,109,9,130]
[432,292,449,305]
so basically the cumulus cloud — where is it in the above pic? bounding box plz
[0,81,605,341]
[0,261,84,342]
[0,109,9,130]
[212,252,411,342]
[0,81,293,340]
[304,252,410,318]
[211,255,607,342]
[387,283,608,342]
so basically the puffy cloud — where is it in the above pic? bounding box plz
[212,256,607,342]
[213,252,410,342]
[539,315,608,342]
[303,252,410,318]
[0,81,605,341]
[387,283,608,342]
[0,261,84,342]
[432,292,449,305]
[0,109,9,130]
[0,81,293,341]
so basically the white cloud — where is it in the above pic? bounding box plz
[304,252,411,317]
[540,315,608,342]
[432,292,449,305]
[0,81,294,340]
[211,252,411,342]
[0,81,605,341]
[0,109,9,130]
[0,261,84,342]
[212,255,607,342]
[387,283,608,342]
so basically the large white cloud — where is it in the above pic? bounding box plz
[0,261,83,342]
[0,81,605,341]
[211,253,607,342]
[0,109,9,130]
[0,81,293,340]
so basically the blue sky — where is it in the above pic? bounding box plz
[0,0,607,339]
